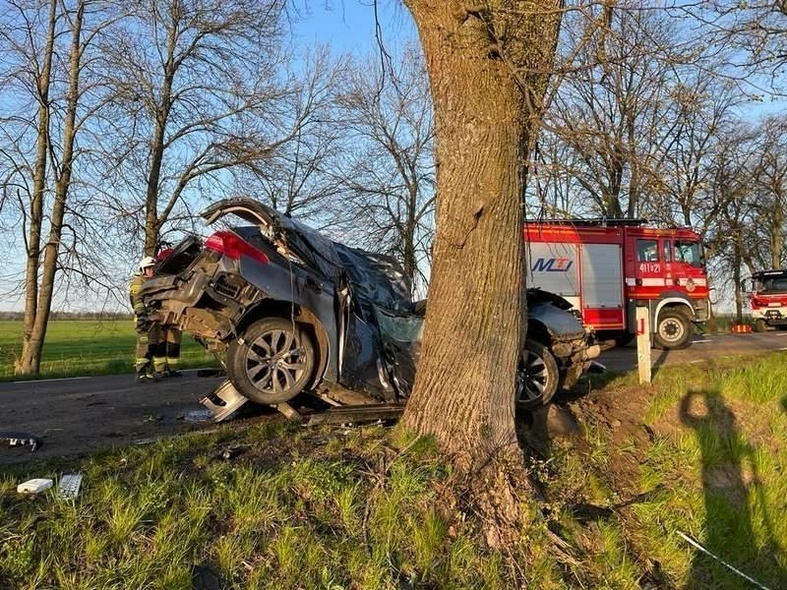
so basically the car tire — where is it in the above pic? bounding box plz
[754,319,767,333]
[516,340,559,411]
[226,317,315,405]
[654,309,693,350]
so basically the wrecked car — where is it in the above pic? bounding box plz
[140,198,600,411]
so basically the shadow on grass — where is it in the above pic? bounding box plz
[650,347,671,380]
[680,390,786,589]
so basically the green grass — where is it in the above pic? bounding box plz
[0,424,530,589]
[0,320,219,379]
[535,353,787,589]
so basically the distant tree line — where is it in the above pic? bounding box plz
[0,311,132,322]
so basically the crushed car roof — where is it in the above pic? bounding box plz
[202,198,411,310]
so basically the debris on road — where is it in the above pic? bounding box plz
[305,403,405,426]
[200,380,248,422]
[1,432,42,452]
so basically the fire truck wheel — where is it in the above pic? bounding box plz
[516,340,559,410]
[654,309,693,350]
[753,319,767,333]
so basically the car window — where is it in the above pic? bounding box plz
[374,306,424,343]
[662,241,672,262]
[760,277,787,292]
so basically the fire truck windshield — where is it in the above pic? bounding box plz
[673,241,704,268]
[755,273,787,293]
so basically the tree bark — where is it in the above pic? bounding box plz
[16,0,86,374]
[16,0,57,375]
[401,0,562,548]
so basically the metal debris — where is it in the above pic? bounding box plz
[200,380,248,422]
[1,432,42,452]
[305,403,405,426]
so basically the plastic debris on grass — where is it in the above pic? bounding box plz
[17,478,53,494]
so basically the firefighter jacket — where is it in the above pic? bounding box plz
[129,272,149,318]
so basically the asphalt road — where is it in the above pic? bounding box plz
[598,330,787,373]
[1,331,786,467]
[0,370,228,467]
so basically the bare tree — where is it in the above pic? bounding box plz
[91,0,308,256]
[748,115,787,268]
[643,71,741,229]
[683,1,787,94]
[334,43,435,296]
[0,0,109,374]
[703,124,760,322]
[231,46,350,221]
[400,1,563,552]
[539,4,711,220]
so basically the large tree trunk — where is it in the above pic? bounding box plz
[401,0,562,548]
[17,0,85,375]
[16,0,57,375]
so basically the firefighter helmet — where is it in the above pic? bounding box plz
[138,256,157,272]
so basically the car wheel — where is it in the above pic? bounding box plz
[516,340,559,411]
[754,318,767,333]
[226,317,315,405]
[654,309,693,350]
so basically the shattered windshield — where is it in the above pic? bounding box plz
[374,306,424,343]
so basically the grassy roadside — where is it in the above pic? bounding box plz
[0,353,785,588]
[0,320,220,380]
[532,353,787,588]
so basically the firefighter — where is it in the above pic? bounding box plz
[129,255,165,382]
[155,246,182,377]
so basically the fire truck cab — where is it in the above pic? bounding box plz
[747,269,787,332]
[524,220,710,349]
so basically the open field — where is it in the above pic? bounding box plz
[0,320,219,380]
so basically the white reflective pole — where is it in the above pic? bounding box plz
[636,306,651,384]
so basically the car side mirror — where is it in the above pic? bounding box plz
[708,286,719,306]
[742,279,752,294]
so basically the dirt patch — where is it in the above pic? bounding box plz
[545,379,659,495]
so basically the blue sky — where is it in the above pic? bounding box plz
[291,1,415,54]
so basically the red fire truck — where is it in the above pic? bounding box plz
[747,269,787,332]
[523,219,710,349]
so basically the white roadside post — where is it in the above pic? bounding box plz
[636,306,652,384]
